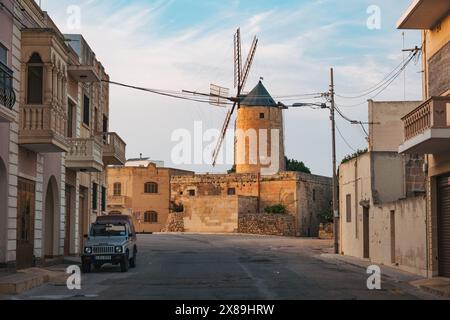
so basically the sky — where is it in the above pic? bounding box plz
[40,0,422,176]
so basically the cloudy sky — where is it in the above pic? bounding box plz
[41,0,422,176]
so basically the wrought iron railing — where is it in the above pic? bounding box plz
[0,61,15,110]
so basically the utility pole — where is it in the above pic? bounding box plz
[329,68,339,254]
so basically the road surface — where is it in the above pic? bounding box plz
[8,233,440,300]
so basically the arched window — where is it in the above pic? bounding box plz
[144,182,158,194]
[113,182,121,196]
[144,211,158,223]
[27,52,43,104]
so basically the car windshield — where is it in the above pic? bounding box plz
[91,223,127,237]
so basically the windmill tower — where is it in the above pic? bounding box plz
[210,28,285,175]
[235,81,285,174]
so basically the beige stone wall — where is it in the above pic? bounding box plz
[370,197,427,276]
[170,172,331,237]
[339,151,428,276]
[181,196,258,233]
[238,213,296,237]
[368,100,421,152]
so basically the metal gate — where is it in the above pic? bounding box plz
[438,175,450,277]
[16,178,35,269]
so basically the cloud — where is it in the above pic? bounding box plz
[42,0,421,176]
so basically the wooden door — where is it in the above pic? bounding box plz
[16,178,35,269]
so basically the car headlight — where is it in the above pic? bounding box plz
[115,246,123,253]
[84,247,92,254]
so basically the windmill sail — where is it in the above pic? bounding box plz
[212,28,258,167]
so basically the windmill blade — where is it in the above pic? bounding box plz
[240,36,258,92]
[212,101,237,166]
[234,28,242,89]
[209,84,230,107]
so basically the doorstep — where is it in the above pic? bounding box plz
[411,277,450,299]
[0,265,71,295]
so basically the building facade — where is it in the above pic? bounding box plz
[107,158,192,233]
[0,0,125,270]
[339,101,427,276]
[397,0,450,277]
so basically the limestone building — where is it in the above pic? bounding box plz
[397,0,450,278]
[339,100,427,276]
[107,158,192,233]
[0,0,126,269]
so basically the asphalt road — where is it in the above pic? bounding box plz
[10,233,440,300]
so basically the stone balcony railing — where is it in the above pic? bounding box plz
[108,195,131,208]
[399,96,450,154]
[403,96,450,140]
[102,132,126,166]
[66,137,104,172]
[19,103,68,152]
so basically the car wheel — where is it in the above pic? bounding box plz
[120,254,129,272]
[129,250,137,268]
[82,262,91,273]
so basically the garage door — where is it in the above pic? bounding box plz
[438,175,450,277]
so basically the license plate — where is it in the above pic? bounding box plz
[96,256,112,261]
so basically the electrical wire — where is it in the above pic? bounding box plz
[336,50,419,100]
[336,124,356,152]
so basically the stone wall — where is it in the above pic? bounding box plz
[238,213,296,237]
[162,213,184,232]
[181,195,258,233]
[171,172,332,237]
[319,223,333,239]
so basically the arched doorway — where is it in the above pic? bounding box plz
[0,157,7,263]
[44,176,59,258]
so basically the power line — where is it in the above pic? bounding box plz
[336,49,419,100]
[336,124,356,152]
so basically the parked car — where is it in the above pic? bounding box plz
[81,215,137,273]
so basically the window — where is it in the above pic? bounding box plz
[83,94,90,126]
[313,189,316,201]
[0,43,7,65]
[346,194,352,223]
[144,182,158,194]
[188,189,196,197]
[27,53,43,104]
[92,183,98,211]
[113,182,122,196]
[227,188,236,196]
[101,186,106,212]
[259,113,265,119]
[144,211,158,223]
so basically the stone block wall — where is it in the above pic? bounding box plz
[238,213,296,237]
[162,212,184,232]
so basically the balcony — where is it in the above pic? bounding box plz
[65,137,104,172]
[399,96,450,154]
[0,62,16,122]
[102,132,126,166]
[108,195,131,208]
[67,64,100,83]
[19,104,69,152]
[397,0,450,29]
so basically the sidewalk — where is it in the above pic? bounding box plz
[0,257,80,295]
[320,253,450,299]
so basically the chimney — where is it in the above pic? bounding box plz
[140,153,142,160]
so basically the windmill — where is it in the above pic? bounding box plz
[210,28,258,167]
